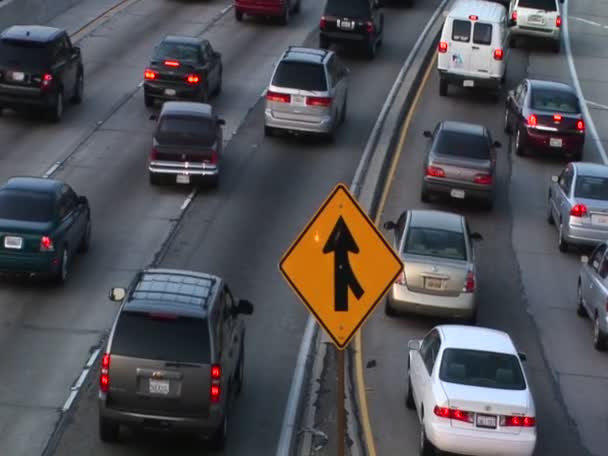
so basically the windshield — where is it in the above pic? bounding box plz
[0,39,50,68]
[531,89,580,114]
[272,61,327,91]
[435,130,490,160]
[156,116,216,146]
[574,175,608,200]
[517,0,557,11]
[0,190,54,222]
[440,348,527,390]
[154,42,200,62]
[403,227,467,261]
[324,0,371,18]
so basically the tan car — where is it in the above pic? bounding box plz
[383,210,482,323]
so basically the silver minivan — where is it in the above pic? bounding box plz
[264,46,348,140]
[578,244,608,351]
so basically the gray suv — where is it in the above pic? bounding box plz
[98,268,254,449]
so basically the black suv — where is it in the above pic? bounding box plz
[0,25,84,121]
[319,0,384,59]
[99,269,254,449]
[143,35,223,107]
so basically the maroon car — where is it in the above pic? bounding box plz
[234,0,301,24]
[504,79,585,160]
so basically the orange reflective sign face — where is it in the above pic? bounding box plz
[279,184,403,349]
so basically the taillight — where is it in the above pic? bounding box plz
[553,114,562,122]
[556,16,561,28]
[186,74,200,84]
[100,353,110,393]
[306,96,332,107]
[438,41,448,53]
[266,91,291,103]
[433,406,473,423]
[570,204,588,217]
[426,165,445,177]
[511,11,518,22]
[493,48,504,61]
[463,271,475,293]
[501,415,536,427]
[144,69,157,80]
[40,236,54,252]
[366,21,374,34]
[210,364,221,403]
[206,151,218,165]
[527,114,537,127]
[577,119,585,132]
[469,15,478,21]
[473,174,492,185]
[395,271,406,285]
[149,147,158,161]
[320,16,327,30]
[41,73,53,89]
[164,60,179,67]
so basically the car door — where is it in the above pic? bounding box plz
[420,333,442,422]
[448,18,473,74]
[203,42,220,91]
[55,34,77,95]
[594,253,608,320]
[470,20,493,75]
[555,165,574,224]
[223,286,241,381]
[511,80,528,129]
[56,186,80,256]
[581,243,606,314]
[219,287,238,392]
[412,329,440,419]
[325,56,341,118]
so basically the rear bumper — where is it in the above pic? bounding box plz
[234,2,285,16]
[320,30,369,44]
[149,161,219,178]
[438,70,501,90]
[521,127,584,155]
[510,25,560,41]
[0,85,54,109]
[423,177,494,202]
[264,108,334,134]
[388,285,475,319]
[143,82,204,102]
[564,223,608,247]
[0,251,59,275]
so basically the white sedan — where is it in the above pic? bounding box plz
[407,325,537,456]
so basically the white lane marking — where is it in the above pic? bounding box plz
[571,16,602,27]
[71,369,90,391]
[86,348,101,368]
[587,100,608,111]
[180,189,197,211]
[137,80,144,88]
[220,5,234,15]
[43,163,61,178]
[62,390,79,412]
[563,2,608,163]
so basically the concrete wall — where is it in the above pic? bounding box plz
[0,0,84,31]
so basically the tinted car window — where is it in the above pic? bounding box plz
[111,311,211,363]
[440,348,527,390]
[0,190,54,222]
[324,0,371,18]
[0,39,51,67]
[272,61,327,91]
[531,89,580,113]
[574,176,608,200]
[157,116,216,146]
[517,0,557,11]
[403,227,467,261]
[435,130,490,160]
[155,42,200,62]
[452,20,471,42]
[473,23,492,45]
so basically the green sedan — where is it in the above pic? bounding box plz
[0,176,91,283]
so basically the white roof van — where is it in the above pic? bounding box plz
[437,0,508,100]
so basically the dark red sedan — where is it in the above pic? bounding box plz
[504,79,585,160]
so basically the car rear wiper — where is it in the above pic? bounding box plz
[164,361,202,368]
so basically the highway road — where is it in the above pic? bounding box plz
[0,0,446,455]
[358,1,608,456]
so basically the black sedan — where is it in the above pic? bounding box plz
[0,177,91,283]
[143,35,223,107]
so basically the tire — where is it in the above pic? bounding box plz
[99,417,119,442]
[71,71,84,104]
[467,307,478,325]
[515,128,526,156]
[420,185,430,203]
[558,222,569,252]
[215,68,223,95]
[552,39,561,54]
[593,313,607,351]
[78,218,92,253]
[509,36,517,48]
[482,198,493,211]
[319,36,330,49]
[206,174,220,189]
[572,149,583,161]
[504,107,512,134]
[576,284,587,317]
[208,414,228,450]
[340,97,347,124]
[144,90,154,108]
[279,6,290,25]
[293,0,301,13]
[235,344,245,395]
[49,90,64,122]
[149,172,162,186]
[385,296,397,317]
[54,247,69,285]
[366,39,376,60]
[264,126,275,137]
[439,78,448,97]
[419,422,435,456]
[235,9,243,21]
[406,376,415,409]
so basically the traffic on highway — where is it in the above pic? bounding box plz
[0,0,605,455]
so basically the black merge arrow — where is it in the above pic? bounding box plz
[323,216,364,312]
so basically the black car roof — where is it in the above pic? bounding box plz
[1,176,63,194]
[160,101,214,118]
[528,79,576,94]
[0,25,64,43]
[161,35,204,46]
[440,120,486,137]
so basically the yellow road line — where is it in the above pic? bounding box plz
[354,51,437,456]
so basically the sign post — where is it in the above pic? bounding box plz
[280,183,403,455]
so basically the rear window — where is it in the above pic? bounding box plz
[324,0,371,19]
[517,0,557,11]
[403,227,467,261]
[0,190,54,222]
[157,115,216,146]
[440,348,527,390]
[574,176,608,200]
[435,130,491,160]
[0,39,50,67]
[111,311,211,363]
[272,61,327,91]
[531,89,580,114]
[154,42,200,62]
[452,20,471,42]
[473,23,492,45]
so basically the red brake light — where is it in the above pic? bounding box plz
[473,173,492,185]
[40,236,54,252]
[438,41,448,53]
[266,91,291,103]
[186,74,200,84]
[556,16,561,28]
[41,73,53,89]
[320,16,327,30]
[366,21,374,34]
[493,48,504,61]
[502,415,536,427]
[434,406,451,418]
[426,165,445,177]
[210,364,221,403]
[306,96,332,107]
[553,114,562,122]
[464,271,475,293]
[206,151,218,165]
[395,271,406,285]
[150,147,158,160]
[434,406,473,423]
[570,204,588,217]
[100,353,110,393]
[144,69,157,80]
[164,60,179,67]
[511,11,518,21]
[527,114,538,127]
[577,119,585,131]
[211,365,221,380]
[469,15,478,21]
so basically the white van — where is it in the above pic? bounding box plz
[437,0,508,99]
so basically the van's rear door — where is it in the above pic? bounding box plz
[447,19,472,74]
[470,21,493,76]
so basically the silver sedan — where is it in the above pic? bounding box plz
[548,162,608,252]
[382,209,482,323]
[577,244,608,351]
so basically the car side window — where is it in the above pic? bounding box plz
[199,43,209,64]
[223,286,235,319]
[58,186,78,218]
[599,255,608,279]
[517,83,528,105]
[62,35,73,54]
[420,330,440,374]
[214,295,226,353]
[590,244,607,272]
[559,166,573,193]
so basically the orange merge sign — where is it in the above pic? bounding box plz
[279,183,403,349]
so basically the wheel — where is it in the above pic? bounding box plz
[503,107,512,134]
[235,344,244,395]
[384,296,397,317]
[215,69,222,95]
[71,71,84,104]
[547,201,555,225]
[206,174,220,188]
[366,39,377,60]
[558,222,569,252]
[235,9,243,21]
[467,307,478,325]
[420,186,430,203]
[593,313,607,351]
[49,90,64,122]
[572,149,583,161]
[279,6,290,25]
[509,36,517,48]
[515,128,526,156]
[144,90,154,108]
[53,247,70,284]
[293,0,301,13]
[482,198,493,211]
[439,78,448,97]
[264,126,275,137]
[149,172,162,185]
[208,414,228,450]
[419,422,435,456]
[340,97,347,124]
[99,417,119,442]
[78,218,92,253]
[319,36,330,49]
[406,376,415,409]
[552,39,561,53]
[576,284,587,317]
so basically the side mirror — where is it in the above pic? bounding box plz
[470,232,483,241]
[508,19,516,27]
[493,140,502,148]
[77,195,88,205]
[236,299,254,315]
[149,114,158,120]
[383,221,397,230]
[581,255,589,264]
[423,130,432,138]
[109,287,126,302]
[217,118,226,125]
[408,339,422,351]
[551,175,558,183]
[518,352,527,362]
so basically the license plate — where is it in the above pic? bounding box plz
[528,15,544,24]
[149,379,170,395]
[4,236,23,249]
[164,88,176,96]
[549,138,563,148]
[450,189,465,199]
[463,80,474,88]
[592,214,608,225]
[9,71,24,81]
[338,20,354,30]
[176,174,190,184]
[425,277,443,290]
[476,414,497,429]
[292,95,306,106]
